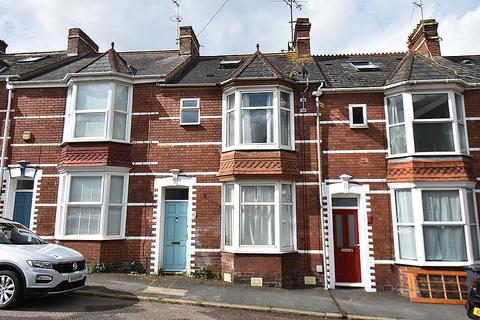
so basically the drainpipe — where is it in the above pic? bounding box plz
[312,82,328,290]
[0,79,13,200]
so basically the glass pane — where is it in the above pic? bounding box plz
[389,125,407,154]
[424,226,467,261]
[422,190,461,222]
[281,204,293,247]
[455,94,465,122]
[165,188,189,200]
[181,109,199,124]
[224,205,233,246]
[332,198,357,207]
[242,92,273,108]
[280,92,290,109]
[348,214,356,247]
[227,94,235,111]
[182,99,198,108]
[225,185,234,203]
[458,123,467,153]
[107,206,122,236]
[66,206,101,235]
[352,106,364,124]
[109,176,124,204]
[413,123,454,152]
[398,226,417,260]
[113,112,127,140]
[74,113,106,138]
[241,109,274,144]
[281,184,292,203]
[16,180,34,190]
[280,109,290,146]
[240,204,275,245]
[468,190,477,223]
[226,111,235,147]
[472,226,480,261]
[413,94,449,119]
[70,177,102,202]
[395,190,413,223]
[241,186,275,202]
[387,95,404,124]
[115,84,129,112]
[335,215,343,247]
[76,83,110,110]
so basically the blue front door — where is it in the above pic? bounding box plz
[13,192,33,228]
[163,201,188,272]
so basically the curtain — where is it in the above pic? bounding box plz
[422,191,461,222]
[281,205,292,247]
[398,226,417,260]
[115,84,128,111]
[113,112,127,140]
[224,205,233,246]
[241,205,275,245]
[226,111,235,146]
[389,125,407,154]
[281,109,290,146]
[387,95,404,124]
[396,190,414,223]
[66,206,101,235]
[75,113,106,138]
[107,207,122,236]
[424,226,467,261]
[70,177,102,202]
[240,186,275,245]
[76,83,110,110]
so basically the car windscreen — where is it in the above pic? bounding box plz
[0,222,46,245]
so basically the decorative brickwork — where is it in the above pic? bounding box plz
[217,150,300,181]
[387,158,475,182]
[59,142,132,168]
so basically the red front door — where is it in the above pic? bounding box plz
[333,209,361,283]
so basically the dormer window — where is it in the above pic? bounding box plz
[223,87,294,151]
[64,82,132,143]
[386,91,468,157]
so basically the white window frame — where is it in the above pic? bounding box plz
[222,86,295,151]
[54,167,129,240]
[385,91,469,158]
[221,180,296,253]
[179,98,200,125]
[390,181,480,267]
[63,81,133,143]
[349,104,368,128]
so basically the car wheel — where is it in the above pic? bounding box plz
[0,270,22,310]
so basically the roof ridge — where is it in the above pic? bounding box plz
[229,51,258,79]
[75,51,109,73]
[313,51,407,58]
[416,54,457,79]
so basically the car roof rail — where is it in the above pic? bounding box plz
[0,216,13,221]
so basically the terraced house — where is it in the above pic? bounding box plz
[0,17,479,298]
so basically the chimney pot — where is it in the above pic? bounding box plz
[294,18,311,58]
[179,26,200,56]
[407,19,441,56]
[67,28,99,56]
[0,39,7,54]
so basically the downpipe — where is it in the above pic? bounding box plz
[0,79,13,198]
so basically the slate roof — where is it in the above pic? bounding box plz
[0,52,75,79]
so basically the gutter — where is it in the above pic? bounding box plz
[0,79,13,199]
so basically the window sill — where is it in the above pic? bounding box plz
[179,122,201,126]
[222,247,296,254]
[62,139,131,145]
[54,235,125,241]
[222,145,296,152]
[386,152,471,160]
[394,259,472,267]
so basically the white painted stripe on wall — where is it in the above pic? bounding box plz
[42,174,60,177]
[159,116,180,120]
[295,182,320,186]
[194,183,222,187]
[13,115,65,120]
[34,203,57,207]
[470,148,480,152]
[157,141,222,146]
[298,249,324,254]
[466,117,480,121]
[300,171,319,175]
[200,116,222,119]
[132,162,159,165]
[295,140,317,144]
[318,119,386,124]
[7,163,57,168]
[323,149,387,154]
[374,260,395,265]
[126,236,154,240]
[194,248,221,253]
[132,140,160,144]
[326,178,386,183]
[127,203,156,207]
[11,143,61,147]
[130,172,218,177]
[367,190,390,194]
[132,112,159,116]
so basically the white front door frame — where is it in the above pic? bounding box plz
[153,175,196,274]
[323,175,375,292]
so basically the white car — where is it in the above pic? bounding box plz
[0,217,87,309]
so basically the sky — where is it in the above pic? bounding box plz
[0,0,479,56]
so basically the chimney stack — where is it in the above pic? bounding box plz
[407,19,441,56]
[67,28,99,56]
[0,39,7,54]
[293,18,311,58]
[179,26,200,56]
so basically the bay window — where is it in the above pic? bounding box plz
[223,87,294,150]
[64,81,132,142]
[386,92,468,156]
[55,169,129,240]
[222,181,296,253]
[391,184,480,265]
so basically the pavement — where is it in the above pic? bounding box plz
[74,273,467,320]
